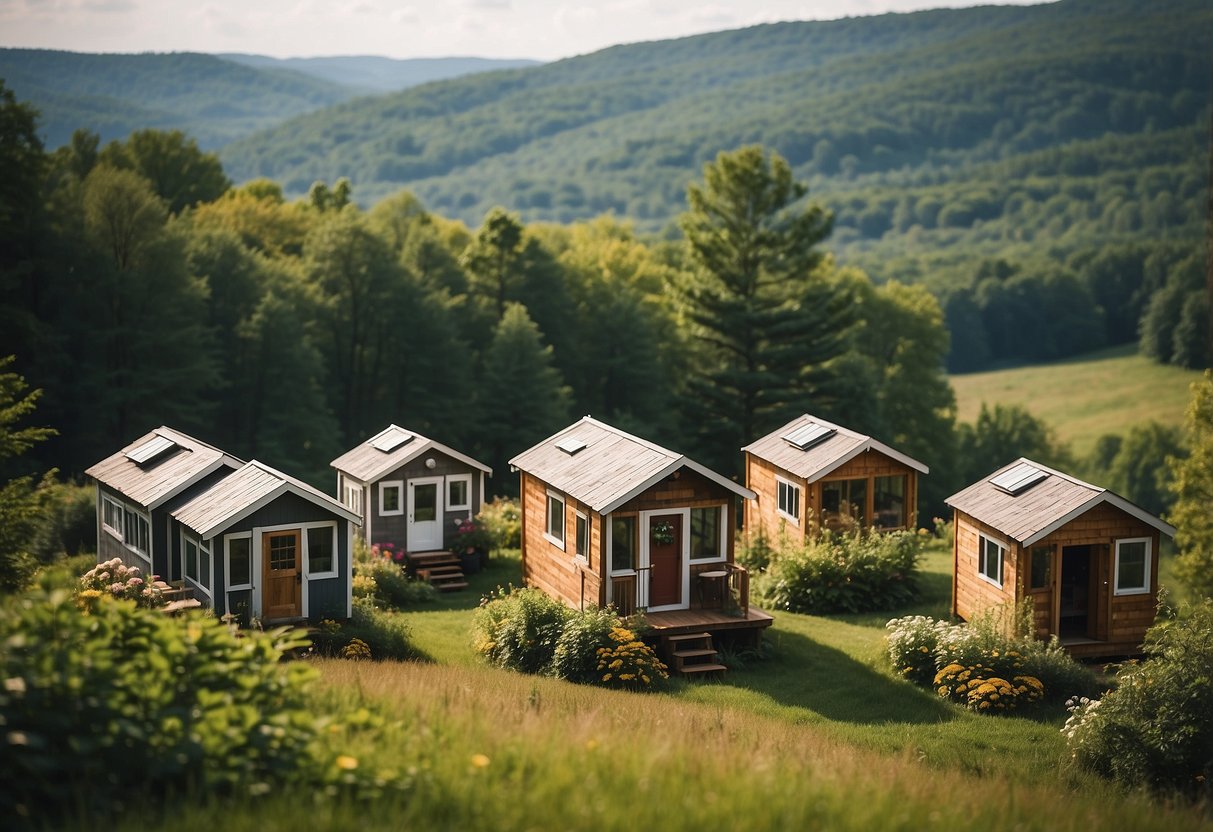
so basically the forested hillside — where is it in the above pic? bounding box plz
[218,54,541,94]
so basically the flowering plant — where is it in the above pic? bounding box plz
[596,626,668,690]
[933,660,1044,713]
[370,542,407,563]
[451,517,493,555]
[79,558,165,608]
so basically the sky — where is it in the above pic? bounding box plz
[0,0,1049,61]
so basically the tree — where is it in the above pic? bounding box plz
[1170,371,1213,598]
[1100,422,1185,517]
[0,356,56,592]
[478,304,570,491]
[677,145,851,472]
[0,83,46,364]
[99,129,230,214]
[461,206,526,322]
[956,404,1072,485]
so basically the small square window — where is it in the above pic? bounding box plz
[776,478,800,524]
[546,492,565,548]
[1114,538,1150,595]
[447,475,472,511]
[978,534,1004,587]
[379,481,403,516]
[689,506,722,560]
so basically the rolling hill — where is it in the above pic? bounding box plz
[218,54,540,94]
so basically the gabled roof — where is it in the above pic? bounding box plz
[946,457,1176,546]
[85,426,244,510]
[173,460,361,539]
[331,424,492,484]
[742,414,929,483]
[510,416,755,515]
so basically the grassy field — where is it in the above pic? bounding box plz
[950,346,1201,457]
[107,543,1211,831]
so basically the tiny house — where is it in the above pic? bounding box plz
[331,424,491,552]
[743,414,928,539]
[947,458,1176,657]
[510,417,772,646]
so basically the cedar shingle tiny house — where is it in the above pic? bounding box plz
[86,427,243,581]
[170,460,360,623]
[947,458,1176,657]
[331,424,491,552]
[510,417,772,643]
[743,414,928,539]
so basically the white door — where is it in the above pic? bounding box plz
[408,477,444,551]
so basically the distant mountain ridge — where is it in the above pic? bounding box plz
[217,54,541,94]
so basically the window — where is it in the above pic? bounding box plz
[611,516,636,572]
[1030,546,1051,590]
[226,535,252,590]
[545,491,566,548]
[873,475,907,530]
[447,475,472,511]
[102,496,123,538]
[344,484,362,515]
[1114,538,1151,595]
[199,540,211,591]
[575,511,589,561]
[689,506,722,560]
[308,525,337,576]
[185,536,199,583]
[822,478,867,530]
[978,534,1005,587]
[776,477,800,524]
[379,481,403,516]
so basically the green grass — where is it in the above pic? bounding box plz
[950,345,1200,457]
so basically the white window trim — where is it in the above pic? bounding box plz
[977,533,1005,589]
[1113,537,1152,596]
[776,476,801,526]
[447,473,473,513]
[379,480,404,517]
[224,531,254,592]
[689,504,727,562]
[574,509,589,563]
[104,494,151,566]
[344,483,363,516]
[101,495,124,540]
[544,489,566,550]
[181,528,213,599]
[304,522,340,580]
[606,512,637,578]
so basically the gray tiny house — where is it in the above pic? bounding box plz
[331,424,491,553]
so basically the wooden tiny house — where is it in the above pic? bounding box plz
[331,424,491,553]
[743,414,928,539]
[947,458,1175,657]
[510,417,772,646]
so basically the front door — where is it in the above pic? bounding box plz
[648,514,682,608]
[408,477,444,551]
[1059,545,1091,637]
[262,530,302,621]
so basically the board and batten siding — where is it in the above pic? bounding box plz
[520,471,602,610]
[368,450,483,551]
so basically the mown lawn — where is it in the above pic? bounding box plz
[950,345,1200,456]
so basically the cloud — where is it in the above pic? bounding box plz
[464,0,510,10]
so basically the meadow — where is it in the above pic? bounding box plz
[950,345,1201,457]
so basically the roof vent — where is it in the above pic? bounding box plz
[369,427,413,453]
[782,422,836,451]
[556,436,587,455]
[990,462,1049,495]
[125,434,178,465]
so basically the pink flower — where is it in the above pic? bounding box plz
[393,552,405,562]
[110,583,125,595]
[127,577,143,587]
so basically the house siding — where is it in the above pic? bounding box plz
[953,510,1020,624]
[366,450,484,551]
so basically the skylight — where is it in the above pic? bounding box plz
[782,422,836,450]
[990,462,1049,495]
[369,427,413,453]
[125,434,178,465]
[556,436,587,455]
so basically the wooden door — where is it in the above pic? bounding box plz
[262,530,302,620]
[648,514,682,608]
[1092,544,1111,641]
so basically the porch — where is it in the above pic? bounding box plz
[609,561,773,643]
[645,606,774,638]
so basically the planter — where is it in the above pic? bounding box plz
[479,547,490,569]
[459,550,482,575]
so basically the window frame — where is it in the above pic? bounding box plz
[872,474,908,531]
[1113,537,1151,596]
[776,476,801,525]
[102,495,124,540]
[574,510,589,563]
[379,480,403,516]
[447,474,473,513]
[689,505,725,561]
[608,514,637,575]
[305,523,339,579]
[181,528,212,599]
[344,483,363,516]
[544,489,566,549]
[977,533,1005,588]
[225,532,254,592]
[821,477,868,529]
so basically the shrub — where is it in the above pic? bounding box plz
[933,662,1044,712]
[29,481,96,561]
[1063,600,1213,800]
[352,573,377,599]
[311,597,415,661]
[0,590,331,819]
[472,586,571,674]
[478,498,521,550]
[595,625,669,690]
[735,526,777,573]
[885,615,954,686]
[762,530,924,614]
[361,558,437,609]
[550,605,619,683]
[450,517,493,555]
[79,557,165,608]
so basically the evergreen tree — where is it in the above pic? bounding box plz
[0,356,55,592]
[956,403,1072,485]
[1170,371,1213,598]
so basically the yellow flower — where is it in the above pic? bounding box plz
[336,755,359,770]
[602,673,612,681]
[919,647,929,653]
[609,659,623,670]
[620,673,635,681]
[641,675,650,684]
[471,754,490,768]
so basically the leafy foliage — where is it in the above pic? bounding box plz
[1170,372,1213,598]
[477,498,522,550]
[310,597,415,660]
[472,586,572,674]
[549,604,620,684]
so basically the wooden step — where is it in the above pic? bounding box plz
[672,648,718,658]
[665,632,712,643]
[434,580,468,592]
[679,663,727,675]
[425,565,464,576]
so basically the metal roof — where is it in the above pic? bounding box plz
[742,414,929,482]
[510,416,755,514]
[946,457,1176,546]
[173,460,361,539]
[331,424,491,484]
[85,426,243,509]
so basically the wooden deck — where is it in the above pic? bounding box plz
[1059,636,1143,659]
[644,606,774,639]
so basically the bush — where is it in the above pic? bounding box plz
[0,590,330,819]
[361,558,438,609]
[450,517,493,555]
[1063,600,1213,799]
[550,605,619,683]
[885,614,954,686]
[311,597,415,661]
[735,526,777,573]
[472,586,571,674]
[478,498,521,550]
[762,530,924,614]
[79,557,165,608]
[594,624,669,690]
[29,481,96,561]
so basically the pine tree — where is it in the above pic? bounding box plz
[1170,371,1213,598]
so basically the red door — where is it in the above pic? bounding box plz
[648,514,682,608]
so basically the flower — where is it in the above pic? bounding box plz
[336,755,359,770]
[471,754,491,768]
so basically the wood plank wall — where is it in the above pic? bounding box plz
[519,471,602,610]
[953,511,1019,625]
